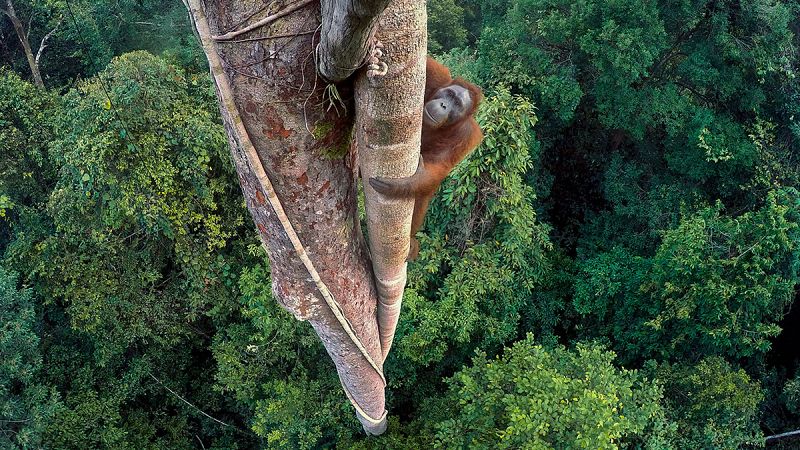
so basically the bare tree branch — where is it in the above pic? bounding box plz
[3,0,44,87]
[25,4,33,39]
[34,16,60,66]
[766,428,800,445]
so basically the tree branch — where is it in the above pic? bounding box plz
[35,17,60,66]
[315,0,392,82]
[148,372,235,429]
[766,428,800,445]
[4,0,44,87]
[25,6,32,40]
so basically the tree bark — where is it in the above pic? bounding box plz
[315,0,392,82]
[187,0,390,434]
[355,2,426,358]
[3,0,44,87]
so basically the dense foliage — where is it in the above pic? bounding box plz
[434,336,668,449]
[1,0,798,448]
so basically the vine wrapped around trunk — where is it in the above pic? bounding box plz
[185,0,414,435]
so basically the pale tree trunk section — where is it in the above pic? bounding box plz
[34,19,59,70]
[315,0,391,82]
[3,0,44,87]
[356,2,426,359]
[186,0,388,434]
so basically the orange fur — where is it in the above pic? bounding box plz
[370,56,484,260]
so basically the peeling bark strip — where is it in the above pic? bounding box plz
[186,0,388,435]
[315,0,392,82]
[356,2,427,359]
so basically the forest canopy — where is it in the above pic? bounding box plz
[1,0,799,448]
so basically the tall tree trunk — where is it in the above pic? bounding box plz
[314,0,425,360]
[186,0,422,435]
[355,3,426,358]
[2,0,44,87]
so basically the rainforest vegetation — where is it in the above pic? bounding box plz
[1,0,799,448]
